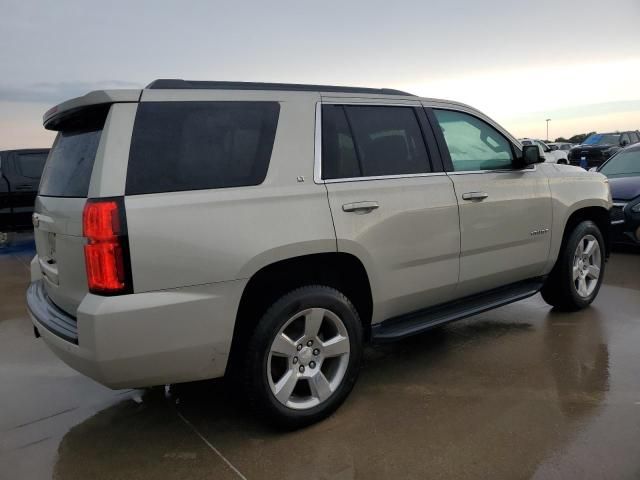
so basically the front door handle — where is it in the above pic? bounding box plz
[342,201,379,213]
[461,192,489,201]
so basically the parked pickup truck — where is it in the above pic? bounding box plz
[0,148,49,246]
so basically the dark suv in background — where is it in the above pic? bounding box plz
[568,131,640,169]
[0,148,49,245]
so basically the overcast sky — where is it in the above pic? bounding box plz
[1,0,639,149]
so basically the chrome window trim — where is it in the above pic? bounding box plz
[314,102,323,184]
[312,101,535,183]
[448,165,537,175]
[323,172,448,184]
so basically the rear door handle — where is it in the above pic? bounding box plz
[15,184,33,190]
[342,201,379,213]
[461,192,489,201]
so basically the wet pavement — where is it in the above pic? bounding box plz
[1,235,640,479]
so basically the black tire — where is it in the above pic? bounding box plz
[541,220,605,311]
[242,285,363,429]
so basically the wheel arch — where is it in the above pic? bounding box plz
[226,252,374,376]
[559,205,611,260]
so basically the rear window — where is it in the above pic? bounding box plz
[16,152,48,179]
[126,101,280,195]
[322,105,430,179]
[39,107,108,197]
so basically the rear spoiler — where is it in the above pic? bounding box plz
[43,89,141,130]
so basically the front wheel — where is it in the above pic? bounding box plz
[541,220,605,311]
[242,285,363,429]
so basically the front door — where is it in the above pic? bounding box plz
[429,107,552,298]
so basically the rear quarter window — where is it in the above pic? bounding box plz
[126,101,280,195]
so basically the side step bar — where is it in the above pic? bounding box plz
[371,277,545,343]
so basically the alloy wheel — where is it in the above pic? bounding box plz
[267,308,350,410]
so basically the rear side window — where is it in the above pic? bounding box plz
[126,102,280,195]
[16,152,48,179]
[322,105,430,179]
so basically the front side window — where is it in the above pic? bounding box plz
[127,101,280,195]
[433,109,514,172]
[322,105,430,179]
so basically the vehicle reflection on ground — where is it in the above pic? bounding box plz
[53,297,612,480]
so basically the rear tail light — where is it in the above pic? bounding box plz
[82,198,132,295]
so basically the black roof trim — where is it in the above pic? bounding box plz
[146,79,414,96]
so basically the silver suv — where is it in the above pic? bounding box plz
[27,80,611,428]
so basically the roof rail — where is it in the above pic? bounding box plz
[145,79,414,96]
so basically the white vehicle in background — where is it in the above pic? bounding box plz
[548,142,575,153]
[519,138,569,164]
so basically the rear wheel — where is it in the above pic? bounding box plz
[242,285,363,429]
[541,220,605,311]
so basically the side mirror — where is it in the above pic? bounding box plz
[621,140,629,147]
[520,144,543,167]
[549,145,558,151]
[588,167,597,172]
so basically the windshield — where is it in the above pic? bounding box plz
[599,149,640,177]
[583,133,620,146]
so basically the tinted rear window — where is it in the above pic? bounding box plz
[322,105,430,179]
[39,106,108,198]
[16,152,48,178]
[126,101,280,195]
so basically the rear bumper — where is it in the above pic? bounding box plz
[27,278,247,389]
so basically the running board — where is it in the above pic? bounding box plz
[371,277,545,343]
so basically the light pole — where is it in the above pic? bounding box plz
[545,118,551,142]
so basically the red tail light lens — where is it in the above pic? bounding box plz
[83,198,131,295]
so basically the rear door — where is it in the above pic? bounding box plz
[428,107,552,298]
[320,101,460,323]
[34,106,111,314]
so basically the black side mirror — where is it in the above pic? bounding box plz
[519,145,543,167]
[621,140,629,147]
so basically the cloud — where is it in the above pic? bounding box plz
[0,80,143,104]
